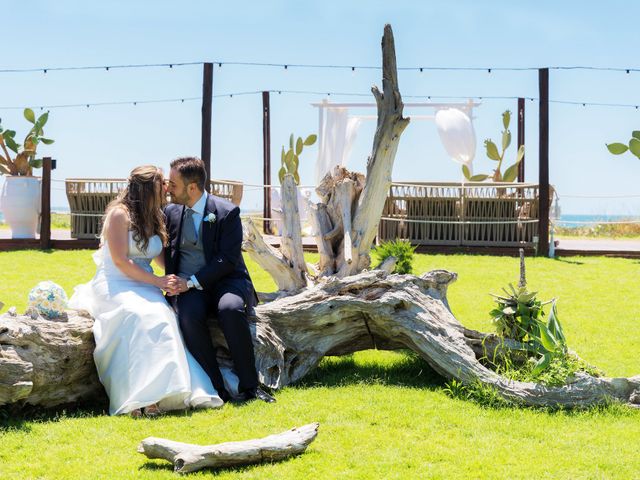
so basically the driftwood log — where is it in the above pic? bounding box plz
[2,269,640,410]
[137,423,319,474]
[1,25,640,413]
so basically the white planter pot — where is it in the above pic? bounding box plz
[0,176,41,239]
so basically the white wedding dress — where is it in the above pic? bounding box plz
[69,232,224,415]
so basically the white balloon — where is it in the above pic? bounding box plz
[435,108,477,167]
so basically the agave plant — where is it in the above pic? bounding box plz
[606,131,640,160]
[0,108,54,176]
[463,110,525,182]
[278,133,317,185]
[490,283,567,375]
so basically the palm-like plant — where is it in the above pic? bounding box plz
[0,108,54,176]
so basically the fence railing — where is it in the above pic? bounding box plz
[65,178,244,239]
[379,182,542,247]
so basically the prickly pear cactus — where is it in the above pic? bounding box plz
[278,133,317,185]
[606,131,640,160]
[463,110,525,182]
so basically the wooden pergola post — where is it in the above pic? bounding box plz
[517,97,525,182]
[201,62,213,192]
[39,157,53,250]
[538,69,550,256]
[262,91,272,234]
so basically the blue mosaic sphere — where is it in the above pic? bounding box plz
[27,281,69,318]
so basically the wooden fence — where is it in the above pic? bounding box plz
[379,182,541,247]
[65,178,244,239]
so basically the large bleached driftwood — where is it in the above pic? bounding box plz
[138,423,319,474]
[0,310,102,407]
[2,269,640,410]
[244,24,408,284]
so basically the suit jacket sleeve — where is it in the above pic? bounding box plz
[194,205,243,289]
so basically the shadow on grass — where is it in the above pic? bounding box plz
[553,257,585,265]
[293,350,446,391]
[0,399,108,433]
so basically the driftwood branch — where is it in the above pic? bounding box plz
[242,218,303,292]
[138,423,319,474]
[341,25,410,277]
[280,174,308,286]
[309,203,335,275]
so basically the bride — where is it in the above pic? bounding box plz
[70,165,223,416]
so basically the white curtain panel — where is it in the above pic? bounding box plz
[315,107,362,186]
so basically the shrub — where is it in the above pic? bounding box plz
[372,239,416,274]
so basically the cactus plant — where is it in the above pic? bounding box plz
[278,133,317,185]
[463,110,525,182]
[0,108,54,176]
[606,131,640,160]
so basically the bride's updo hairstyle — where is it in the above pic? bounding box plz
[104,165,168,251]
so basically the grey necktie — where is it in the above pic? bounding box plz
[183,208,197,244]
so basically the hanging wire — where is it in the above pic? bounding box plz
[0,62,202,73]
[1,61,640,74]
[1,90,639,111]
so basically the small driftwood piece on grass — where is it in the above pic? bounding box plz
[137,422,319,474]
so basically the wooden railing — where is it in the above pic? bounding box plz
[379,182,542,247]
[65,178,244,239]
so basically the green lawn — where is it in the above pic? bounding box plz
[1,251,640,479]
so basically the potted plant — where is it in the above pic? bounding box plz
[0,108,54,238]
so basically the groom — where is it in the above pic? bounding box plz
[163,156,274,403]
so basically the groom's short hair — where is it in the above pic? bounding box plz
[170,156,207,191]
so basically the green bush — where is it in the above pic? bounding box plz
[372,239,416,274]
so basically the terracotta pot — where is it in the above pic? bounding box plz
[0,176,41,239]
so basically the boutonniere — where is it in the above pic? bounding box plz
[204,213,217,224]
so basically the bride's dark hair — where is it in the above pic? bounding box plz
[104,165,168,251]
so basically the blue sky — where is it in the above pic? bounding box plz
[1,1,639,214]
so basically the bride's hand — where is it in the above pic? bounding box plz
[155,275,177,293]
[161,275,186,296]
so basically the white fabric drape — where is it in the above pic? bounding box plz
[434,108,477,174]
[315,107,362,186]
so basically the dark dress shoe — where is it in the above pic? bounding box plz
[217,388,232,403]
[243,387,276,403]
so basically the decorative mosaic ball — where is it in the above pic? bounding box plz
[27,281,68,318]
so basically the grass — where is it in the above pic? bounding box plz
[1,251,640,478]
[555,221,640,240]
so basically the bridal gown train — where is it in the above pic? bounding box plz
[69,233,224,415]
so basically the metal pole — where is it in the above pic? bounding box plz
[40,157,52,249]
[262,91,272,234]
[538,69,550,257]
[201,62,213,192]
[517,97,525,182]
